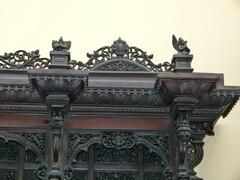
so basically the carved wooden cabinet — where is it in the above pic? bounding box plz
[0,37,239,180]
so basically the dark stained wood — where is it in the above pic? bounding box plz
[0,114,49,127]
[0,37,239,180]
[65,116,171,130]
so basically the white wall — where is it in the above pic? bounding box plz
[1,0,240,179]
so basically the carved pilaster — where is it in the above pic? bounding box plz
[47,94,69,179]
[171,97,198,180]
[176,113,192,180]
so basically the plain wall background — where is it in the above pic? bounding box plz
[1,0,240,179]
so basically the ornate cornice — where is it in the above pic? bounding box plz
[0,37,239,180]
[0,38,238,119]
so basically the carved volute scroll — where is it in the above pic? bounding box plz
[0,49,50,69]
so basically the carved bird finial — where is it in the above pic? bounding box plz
[172,35,190,54]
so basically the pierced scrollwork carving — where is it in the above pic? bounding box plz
[95,145,137,163]
[0,50,50,69]
[0,133,44,163]
[92,59,148,71]
[138,135,172,179]
[14,132,46,155]
[102,132,136,150]
[68,132,172,179]
[69,38,173,72]
[188,137,204,177]
[68,133,101,163]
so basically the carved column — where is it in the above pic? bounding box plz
[171,97,198,180]
[47,95,69,180]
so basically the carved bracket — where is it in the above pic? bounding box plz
[171,97,200,180]
[47,95,69,178]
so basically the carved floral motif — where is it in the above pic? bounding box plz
[70,38,173,72]
[0,50,50,69]
[102,132,136,150]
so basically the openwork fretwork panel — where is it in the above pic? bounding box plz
[0,137,43,180]
[72,144,166,180]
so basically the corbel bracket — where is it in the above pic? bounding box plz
[171,97,199,180]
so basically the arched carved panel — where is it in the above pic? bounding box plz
[68,132,172,180]
[0,133,47,180]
